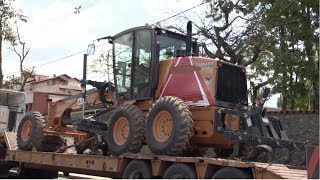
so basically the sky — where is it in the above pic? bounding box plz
[2,0,278,107]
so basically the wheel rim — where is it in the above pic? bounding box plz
[21,120,32,141]
[152,110,173,142]
[113,117,129,145]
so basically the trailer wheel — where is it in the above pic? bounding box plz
[146,96,193,155]
[163,163,196,179]
[107,104,145,155]
[17,112,45,151]
[122,160,152,179]
[212,167,252,179]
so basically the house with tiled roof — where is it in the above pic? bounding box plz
[5,74,82,115]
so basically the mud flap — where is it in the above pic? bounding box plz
[307,145,319,179]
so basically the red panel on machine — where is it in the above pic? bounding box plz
[158,56,214,107]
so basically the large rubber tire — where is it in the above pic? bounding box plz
[214,148,233,158]
[122,160,153,179]
[212,167,252,179]
[146,96,193,155]
[17,112,45,151]
[163,163,196,179]
[37,135,66,152]
[107,104,145,156]
[75,142,92,154]
[183,145,208,157]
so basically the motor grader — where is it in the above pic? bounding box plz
[16,21,305,162]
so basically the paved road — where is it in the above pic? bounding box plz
[58,172,110,179]
[8,170,110,179]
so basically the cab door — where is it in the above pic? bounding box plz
[113,28,156,101]
[132,29,153,100]
[113,32,134,100]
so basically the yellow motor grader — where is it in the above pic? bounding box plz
[16,21,306,162]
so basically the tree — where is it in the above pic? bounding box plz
[167,0,271,102]
[8,23,34,91]
[0,0,27,88]
[250,0,319,110]
[169,0,318,110]
[89,50,113,82]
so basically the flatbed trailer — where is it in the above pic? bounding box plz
[0,132,311,179]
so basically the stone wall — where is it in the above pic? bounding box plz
[266,111,319,166]
[267,111,319,145]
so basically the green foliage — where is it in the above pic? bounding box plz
[0,0,28,44]
[249,0,319,110]
[172,0,318,110]
[6,68,35,91]
[89,51,113,81]
[0,0,28,88]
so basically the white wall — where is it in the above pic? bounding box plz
[0,105,9,131]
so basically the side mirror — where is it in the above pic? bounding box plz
[261,87,271,99]
[87,44,95,55]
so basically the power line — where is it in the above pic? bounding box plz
[4,43,108,76]
[21,0,104,39]
[154,1,207,25]
[5,1,209,77]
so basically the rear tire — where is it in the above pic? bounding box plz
[122,160,152,179]
[212,167,252,179]
[17,112,45,151]
[163,163,196,179]
[107,104,145,155]
[146,96,193,155]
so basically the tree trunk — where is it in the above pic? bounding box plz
[282,95,288,111]
[289,71,295,111]
[279,25,288,111]
[303,7,318,111]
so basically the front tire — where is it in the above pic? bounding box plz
[146,96,193,155]
[17,112,45,151]
[107,104,145,155]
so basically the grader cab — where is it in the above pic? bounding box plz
[16,21,305,162]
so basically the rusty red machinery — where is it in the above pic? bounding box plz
[16,21,307,163]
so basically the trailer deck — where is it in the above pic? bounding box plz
[0,132,309,179]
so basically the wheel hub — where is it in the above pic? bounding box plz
[153,110,173,142]
[21,120,32,141]
[113,117,129,145]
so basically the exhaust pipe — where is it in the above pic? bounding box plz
[186,21,192,54]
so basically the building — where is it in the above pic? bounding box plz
[23,74,82,115]
[0,89,26,132]
[4,74,82,115]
